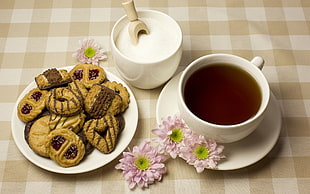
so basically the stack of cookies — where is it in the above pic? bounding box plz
[18,64,129,167]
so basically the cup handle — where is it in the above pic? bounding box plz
[251,56,264,70]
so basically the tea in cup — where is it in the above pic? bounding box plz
[178,54,270,143]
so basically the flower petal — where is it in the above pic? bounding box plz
[115,140,168,189]
[73,38,107,65]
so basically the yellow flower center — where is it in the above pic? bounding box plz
[169,128,184,143]
[84,47,96,58]
[194,145,209,160]
[135,156,150,170]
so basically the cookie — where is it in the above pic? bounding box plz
[102,81,130,113]
[24,110,50,143]
[46,128,85,167]
[46,87,83,116]
[77,130,95,156]
[84,84,123,118]
[69,64,106,88]
[27,116,51,157]
[115,114,125,133]
[49,112,86,133]
[83,115,121,154]
[35,68,72,90]
[17,87,48,123]
[67,80,88,101]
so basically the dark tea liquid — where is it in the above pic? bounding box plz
[184,64,262,125]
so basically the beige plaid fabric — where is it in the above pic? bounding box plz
[1,0,310,193]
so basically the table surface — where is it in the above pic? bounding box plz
[1,0,310,193]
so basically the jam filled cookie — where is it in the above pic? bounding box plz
[102,81,130,113]
[17,87,48,123]
[27,116,51,157]
[84,84,123,118]
[35,68,72,90]
[83,115,121,154]
[46,128,85,167]
[69,64,106,88]
[46,87,83,116]
[49,112,86,133]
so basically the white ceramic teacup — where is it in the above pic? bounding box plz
[110,10,183,89]
[178,54,270,143]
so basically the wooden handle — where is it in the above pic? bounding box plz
[122,0,138,21]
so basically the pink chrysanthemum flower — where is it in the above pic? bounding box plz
[115,141,168,189]
[179,133,225,173]
[72,38,107,65]
[152,115,193,159]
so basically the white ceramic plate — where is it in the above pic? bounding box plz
[156,72,282,170]
[11,66,138,174]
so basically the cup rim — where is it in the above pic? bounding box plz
[178,53,270,129]
[110,9,183,65]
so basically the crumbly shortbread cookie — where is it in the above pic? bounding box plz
[27,116,51,157]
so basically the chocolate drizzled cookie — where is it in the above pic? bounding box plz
[46,87,83,116]
[83,115,121,154]
[84,84,123,118]
[35,68,72,90]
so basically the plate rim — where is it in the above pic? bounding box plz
[11,66,138,174]
[156,72,282,170]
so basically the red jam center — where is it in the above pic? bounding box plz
[73,69,83,80]
[21,103,33,114]
[30,91,42,102]
[89,69,99,80]
[51,136,66,151]
[64,144,78,159]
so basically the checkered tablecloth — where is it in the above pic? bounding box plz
[1,0,310,193]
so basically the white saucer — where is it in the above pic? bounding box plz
[156,72,282,170]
